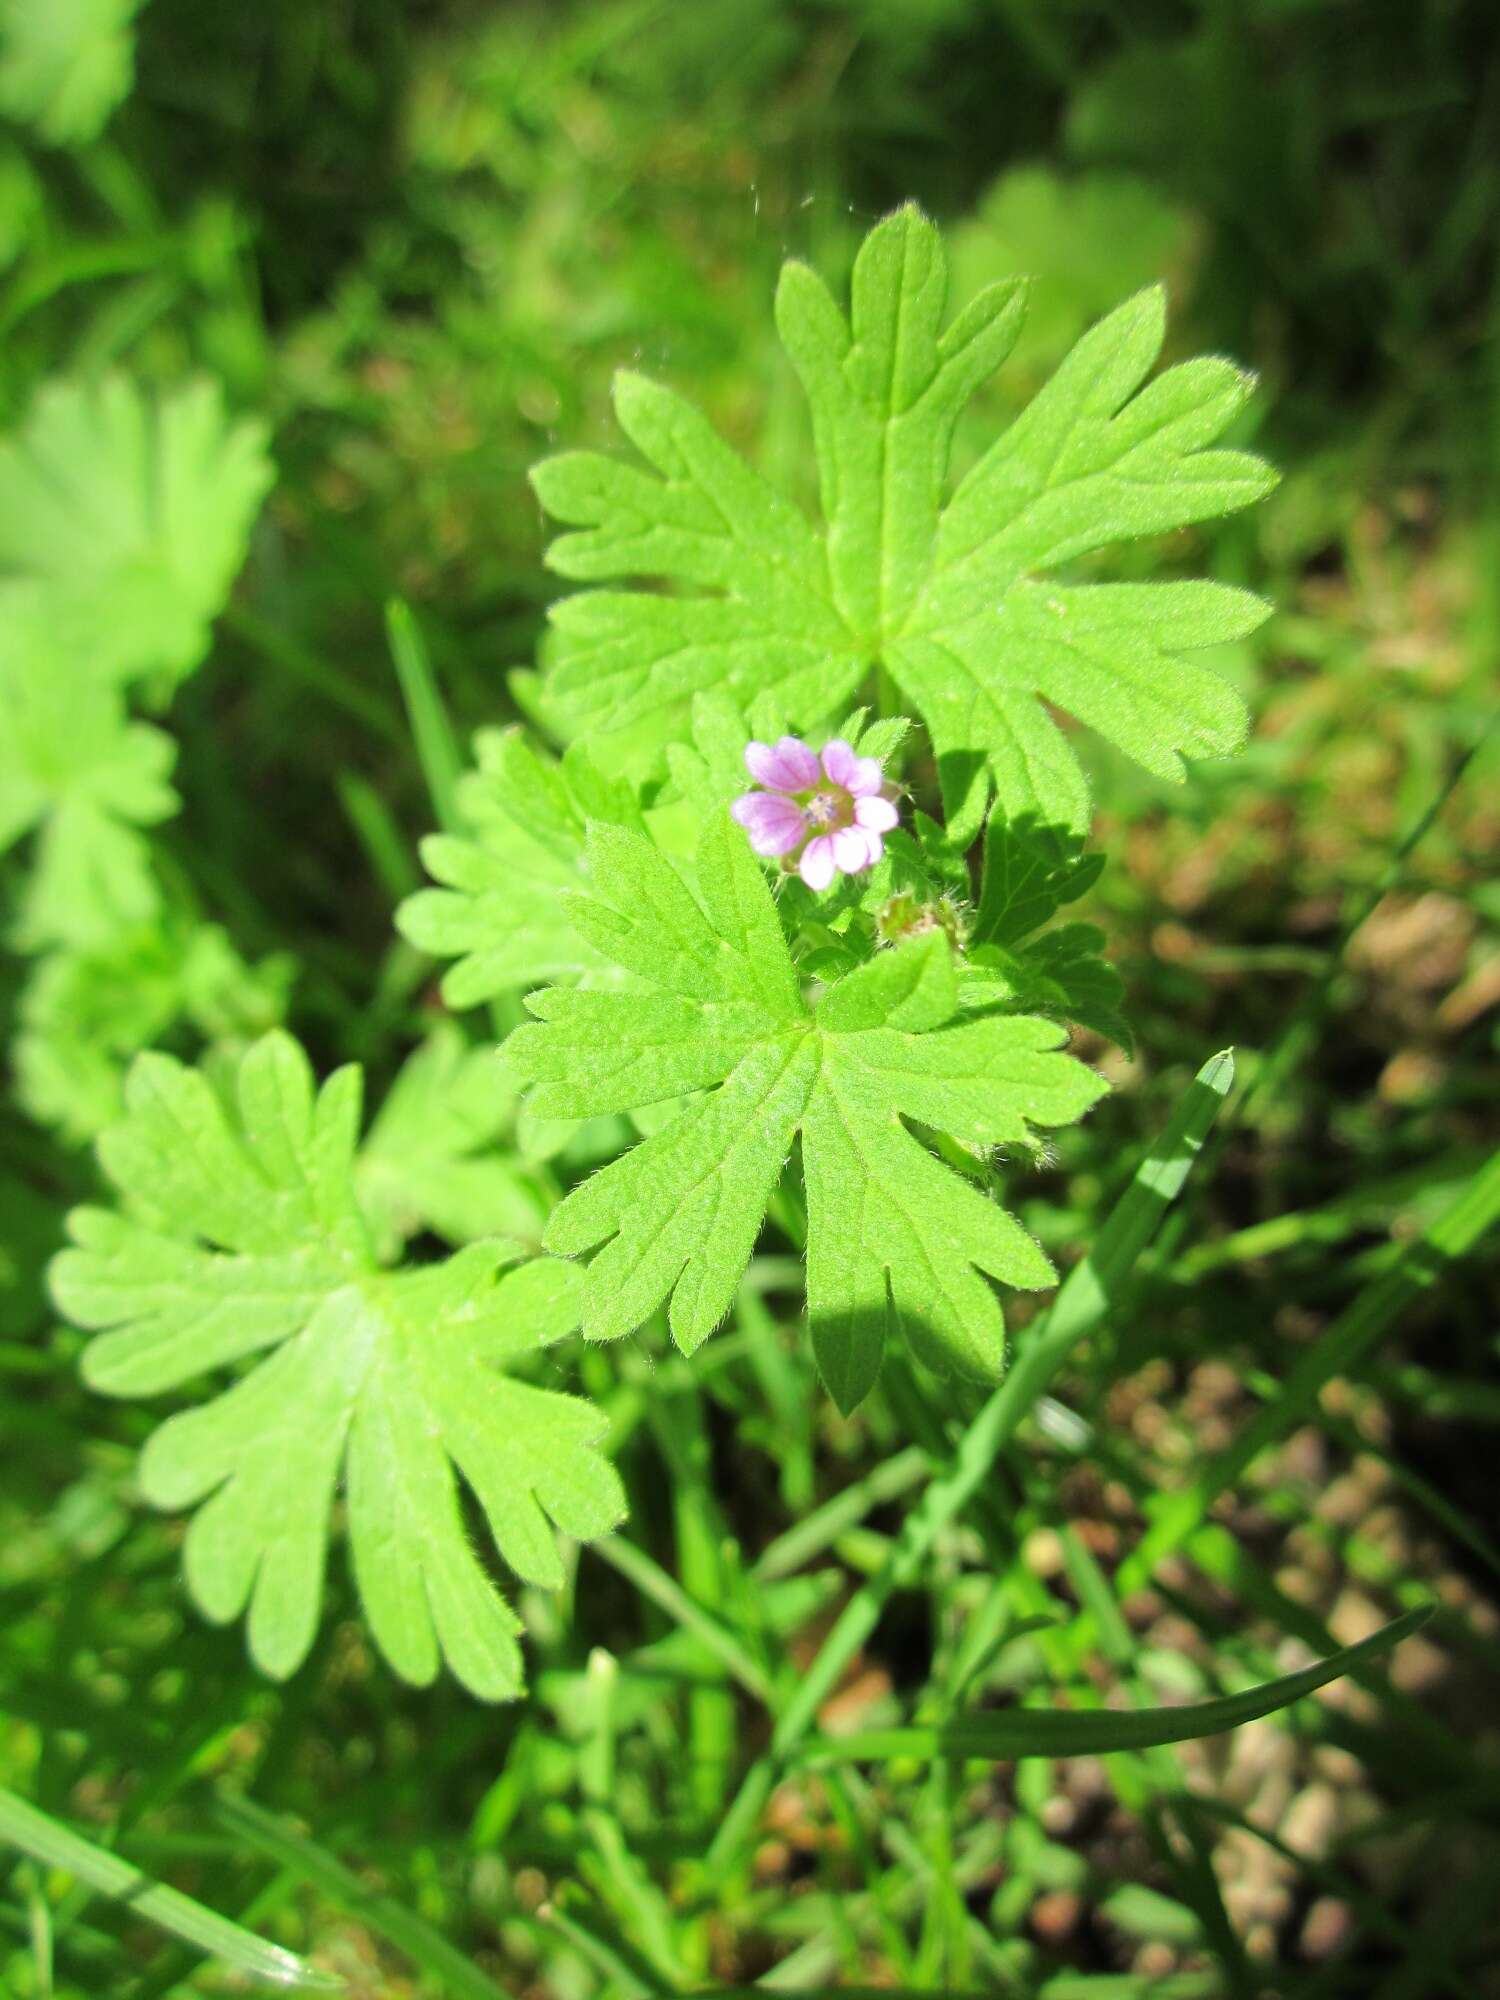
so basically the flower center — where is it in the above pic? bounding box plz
[801,787,847,830]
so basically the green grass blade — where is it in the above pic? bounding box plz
[0,1786,339,1990]
[529,1885,675,1997]
[386,596,464,835]
[752,1445,929,1582]
[337,769,420,902]
[591,1534,773,1703]
[676,1985,1221,1999]
[217,1796,503,2000]
[792,1605,1429,1764]
[1042,1047,1235,1351]
[224,604,405,745]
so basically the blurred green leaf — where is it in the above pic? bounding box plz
[0,590,176,950]
[0,375,271,691]
[0,0,142,146]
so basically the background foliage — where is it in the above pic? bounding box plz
[2,1,1498,1995]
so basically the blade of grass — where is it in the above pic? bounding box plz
[336,771,420,902]
[791,1604,1429,1763]
[577,1649,695,1990]
[0,1788,338,1991]
[684,1981,1222,1998]
[534,1890,674,1998]
[216,1796,502,2000]
[591,1535,772,1704]
[752,1446,929,1582]
[1149,722,1496,1279]
[1167,1146,1489,1282]
[386,597,464,835]
[651,1384,740,1816]
[1150,1799,1257,2000]
[222,605,404,744]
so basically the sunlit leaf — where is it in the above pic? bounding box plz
[52,1032,623,1698]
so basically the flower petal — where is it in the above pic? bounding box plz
[831,825,875,875]
[732,791,807,856]
[798,834,837,891]
[745,735,819,792]
[853,794,899,833]
[820,738,884,796]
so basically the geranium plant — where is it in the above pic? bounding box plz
[52,205,1426,1729]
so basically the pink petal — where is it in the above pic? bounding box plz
[861,828,885,866]
[821,739,883,796]
[798,834,837,891]
[745,735,819,792]
[831,826,875,875]
[853,794,899,832]
[732,791,807,856]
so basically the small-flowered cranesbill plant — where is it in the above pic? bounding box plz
[59,201,1366,1710]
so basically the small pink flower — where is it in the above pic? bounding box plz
[731,735,900,891]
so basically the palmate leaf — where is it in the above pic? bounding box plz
[532,203,1275,837]
[508,812,1106,1414]
[0,376,272,691]
[397,726,642,1007]
[50,1031,625,1700]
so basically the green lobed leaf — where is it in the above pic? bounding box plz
[0,375,272,690]
[0,0,142,146]
[961,806,1131,1051]
[50,1031,625,1699]
[508,811,1106,1413]
[396,726,642,1008]
[532,203,1275,838]
[0,588,177,951]
[973,806,1105,948]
